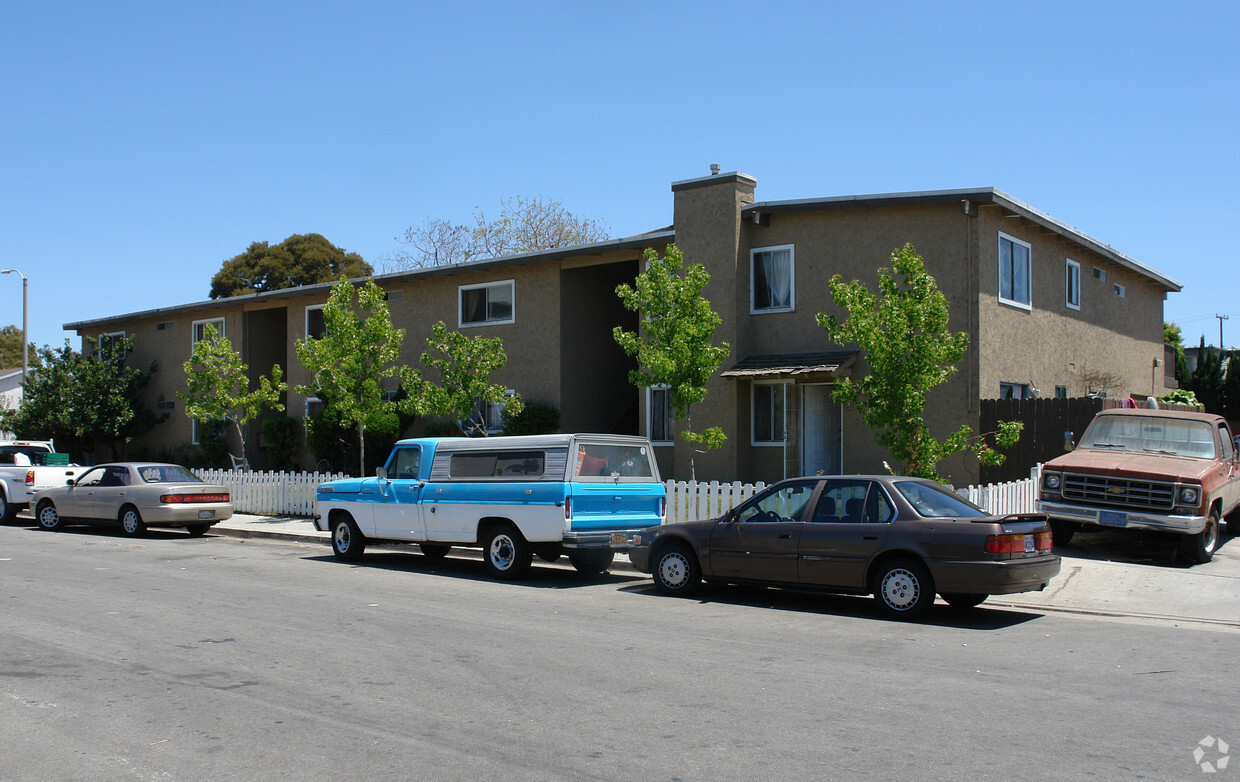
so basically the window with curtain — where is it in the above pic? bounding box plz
[751,246,794,313]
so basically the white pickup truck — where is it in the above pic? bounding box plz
[0,441,85,522]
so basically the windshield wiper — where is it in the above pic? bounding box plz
[1087,442,1128,449]
[1143,448,1180,456]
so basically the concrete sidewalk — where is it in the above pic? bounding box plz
[213,514,1240,627]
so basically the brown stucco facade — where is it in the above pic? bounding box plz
[67,171,1180,485]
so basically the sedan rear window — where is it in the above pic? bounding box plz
[894,481,988,518]
[138,465,202,483]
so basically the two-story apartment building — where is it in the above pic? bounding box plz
[67,169,1181,485]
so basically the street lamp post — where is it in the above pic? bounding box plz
[1,269,28,386]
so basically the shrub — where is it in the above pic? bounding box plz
[502,400,560,435]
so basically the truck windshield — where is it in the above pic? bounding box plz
[574,443,655,479]
[1078,416,1217,459]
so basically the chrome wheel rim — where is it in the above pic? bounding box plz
[122,511,140,534]
[488,534,516,570]
[1204,517,1218,553]
[880,568,920,611]
[334,523,351,552]
[658,552,689,589]
[38,505,58,529]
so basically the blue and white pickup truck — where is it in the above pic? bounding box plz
[313,433,666,579]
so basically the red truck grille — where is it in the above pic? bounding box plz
[1061,473,1176,511]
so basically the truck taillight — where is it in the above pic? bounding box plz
[25,470,35,486]
[564,497,571,521]
[660,496,666,521]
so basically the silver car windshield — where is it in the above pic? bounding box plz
[137,465,202,483]
[1078,416,1216,459]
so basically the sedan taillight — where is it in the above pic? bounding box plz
[985,531,1053,556]
[161,493,229,504]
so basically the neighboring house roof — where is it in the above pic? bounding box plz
[720,350,859,378]
[64,229,676,332]
[745,187,1182,293]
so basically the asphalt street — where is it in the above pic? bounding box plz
[1,524,1237,781]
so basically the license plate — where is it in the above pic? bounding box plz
[1098,510,1127,527]
[1024,536,1036,553]
[198,510,215,520]
[610,532,628,546]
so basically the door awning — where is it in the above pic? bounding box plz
[719,350,859,379]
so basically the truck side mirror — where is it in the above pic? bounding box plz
[376,467,388,480]
[1064,431,1075,452]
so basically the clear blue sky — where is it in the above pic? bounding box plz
[2,1,1236,353]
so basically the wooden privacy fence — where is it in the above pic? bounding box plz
[193,469,346,516]
[194,468,1042,520]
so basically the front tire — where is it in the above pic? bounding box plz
[568,549,615,575]
[942,592,988,609]
[651,542,701,596]
[872,558,935,620]
[36,501,63,531]
[482,525,532,580]
[119,506,147,537]
[331,516,366,562]
[1178,509,1219,564]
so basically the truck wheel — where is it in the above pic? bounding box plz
[331,516,366,562]
[36,500,64,531]
[651,542,701,596]
[0,492,15,524]
[420,543,451,560]
[568,549,615,575]
[119,506,147,537]
[871,557,935,620]
[482,525,531,580]
[1178,509,1219,565]
[1049,520,1077,547]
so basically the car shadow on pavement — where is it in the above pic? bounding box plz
[301,549,648,590]
[617,581,1044,629]
[1054,527,1237,568]
[13,524,204,541]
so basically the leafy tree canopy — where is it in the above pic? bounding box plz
[0,325,39,370]
[387,195,610,270]
[179,323,287,463]
[0,336,164,461]
[295,278,405,475]
[613,244,729,480]
[400,321,522,436]
[210,233,374,299]
[817,243,1021,481]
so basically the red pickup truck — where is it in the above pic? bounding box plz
[1036,408,1239,564]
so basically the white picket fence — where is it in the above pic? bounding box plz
[193,469,347,516]
[196,465,1042,519]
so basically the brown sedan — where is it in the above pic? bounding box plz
[629,475,1060,620]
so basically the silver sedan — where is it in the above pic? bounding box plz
[32,462,233,537]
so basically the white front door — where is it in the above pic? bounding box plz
[801,384,841,476]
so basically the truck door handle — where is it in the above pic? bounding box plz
[862,535,878,540]
[778,533,793,539]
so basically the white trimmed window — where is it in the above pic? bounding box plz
[1065,259,1080,310]
[998,233,1032,309]
[192,317,225,344]
[752,381,790,446]
[647,386,672,445]
[1114,283,1126,298]
[1000,382,1030,399]
[98,331,126,359]
[459,280,515,327]
[306,305,326,339]
[465,390,517,434]
[750,245,794,313]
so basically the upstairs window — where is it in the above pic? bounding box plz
[1114,284,1126,298]
[750,245,794,313]
[1065,259,1080,310]
[998,233,1031,309]
[460,280,515,327]
[306,305,326,338]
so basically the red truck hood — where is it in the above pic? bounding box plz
[1044,448,1215,483]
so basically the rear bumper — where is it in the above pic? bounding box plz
[141,503,233,526]
[931,555,1061,596]
[563,529,646,550]
[1036,500,1207,535]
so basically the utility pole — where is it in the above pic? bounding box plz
[1217,314,1229,351]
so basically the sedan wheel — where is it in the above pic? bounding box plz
[37,501,64,531]
[872,558,935,620]
[119,506,147,537]
[651,543,701,596]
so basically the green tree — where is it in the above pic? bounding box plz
[1222,352,1240,421]
[0,325,38,370]
[210,233,374,299]
[816,243,1021,481]
[178,323,287,465]
[295,278,405,475]
[0,336,164,461]
[387,195,610,270]
[400,321,522,436]
[613,245,730,481]
[1186,336,1225,414]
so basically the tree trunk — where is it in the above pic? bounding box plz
[358,422,366,477]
